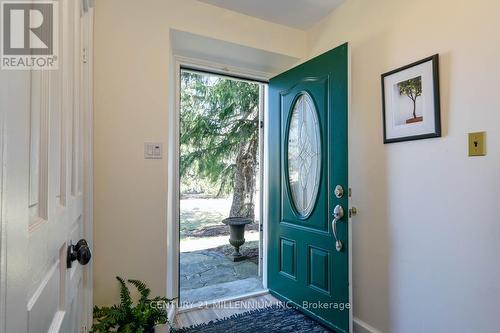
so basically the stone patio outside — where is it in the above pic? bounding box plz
[180,198,263,305]
[179,248,263,305]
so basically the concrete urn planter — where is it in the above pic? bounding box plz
[222,217,253,262]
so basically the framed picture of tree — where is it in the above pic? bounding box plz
[381,54,441,143]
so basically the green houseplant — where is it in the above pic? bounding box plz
[92,277,174,333]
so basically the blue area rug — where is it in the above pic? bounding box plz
[174,305,334,333]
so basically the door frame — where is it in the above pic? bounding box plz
[81,3,95,330]
[347,44,353,333]
[167,44,352,331]
[166,55,271,307]
[0,60,5,333]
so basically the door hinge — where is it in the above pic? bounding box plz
[82,47,88,64]
[81,325,88,333]
[260,120,264,129]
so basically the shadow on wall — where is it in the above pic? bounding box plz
[350,33,451,332]
[350,31,391,332]
[437,52,450,138]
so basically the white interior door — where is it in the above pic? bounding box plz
[0,1,94,332]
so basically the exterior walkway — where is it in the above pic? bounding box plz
[180,249,263,305]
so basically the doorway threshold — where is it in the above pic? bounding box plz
[180,277,264,308]
[178,288,270,313]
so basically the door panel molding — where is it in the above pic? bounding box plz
[279,221,330,235]
[307,246,330,294]
[29,70,50,225]
[279,238,296,279]
[27,261,61,333]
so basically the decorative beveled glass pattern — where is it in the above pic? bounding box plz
[287,93,321,217]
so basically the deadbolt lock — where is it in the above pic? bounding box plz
[334,185,344,198]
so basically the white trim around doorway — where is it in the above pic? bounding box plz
[166,55,272,311]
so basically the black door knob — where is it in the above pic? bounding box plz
[67,239,92,268]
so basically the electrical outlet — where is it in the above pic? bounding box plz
[468,132,486,156]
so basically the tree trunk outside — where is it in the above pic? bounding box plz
[229,136,258,220]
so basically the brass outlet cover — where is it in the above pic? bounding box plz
[468,132,486,156]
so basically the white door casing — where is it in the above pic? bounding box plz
[166,32,301,307]
[166,56,272,304]
[0,0,94,332]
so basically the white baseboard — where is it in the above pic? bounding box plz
[353,317,382,333]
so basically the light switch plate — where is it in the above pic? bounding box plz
[468,132,486,156]
[144,142,162,159]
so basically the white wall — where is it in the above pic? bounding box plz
[95,0,500,331]
[93,0,306,306]
[307,0,500,332]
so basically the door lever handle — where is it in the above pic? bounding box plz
[332,205,344,252]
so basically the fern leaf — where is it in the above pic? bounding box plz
[128,279,151,302]
[116,276,133,310]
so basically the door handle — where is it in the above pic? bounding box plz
[67,239,92,268]
[332,205,344,252]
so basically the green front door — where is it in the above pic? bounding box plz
[268,44,349,332]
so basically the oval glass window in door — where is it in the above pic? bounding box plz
[287,93,321,218]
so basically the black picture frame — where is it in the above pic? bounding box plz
[381,54,441,144]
